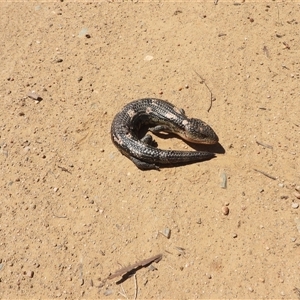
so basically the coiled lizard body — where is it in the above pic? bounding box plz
[111,98,219,170]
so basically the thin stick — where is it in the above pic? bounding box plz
[58,165,72,174]
[263,46,270,58]
[253,168,276,180]
[256,140,273,149]
[193,70,214,112]
[107,253,162,281]
[118,284,128,299]
[52,213,67,219]
[133,274,138,300]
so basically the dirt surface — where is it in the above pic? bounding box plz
[1,2,300,299]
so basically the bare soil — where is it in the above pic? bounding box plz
[1,2,299,299]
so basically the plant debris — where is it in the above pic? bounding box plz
[107,253,162,283]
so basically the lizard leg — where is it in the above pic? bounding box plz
[140,134,154,145]
[130,157,159,171]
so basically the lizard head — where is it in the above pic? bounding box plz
[180,118,219,144]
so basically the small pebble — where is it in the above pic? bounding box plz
[160,228,171,239]
[278,183,284,188]
[295,186,300,192]
[232,233,238,238]
[24,270,34,278]
[222,206,229,215]
[27,91,42,101]
[53,187,59,192]
[78,28,88,38]
[144,55,153,61]
[294,192,300,199]
[291,203,299,209]
[103,289,113,296]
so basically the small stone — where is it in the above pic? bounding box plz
[294,192,300,199]
[295,186,300,192]
[291,237,296,242]
[144,55,153,61]
[278,183,284,188]
[103,289,113,296]
[292,203,299,209]
[53,187,59,192]
[222,206,229,215]
[232,233,238,238]
[196,218,202,224]
[24,270,34,278]
[23,146,31,153]
[259,277,265,283]
[160,228,171,239]
[27,91,42,101]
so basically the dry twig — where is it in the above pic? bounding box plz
[58,165,72,174]
[253,168,276,180]
[107,253,162,281]
[256,140,273,149]
[193,70,215,112]
[133,274,138,300]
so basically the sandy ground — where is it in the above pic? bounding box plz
[0,1,300,299]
